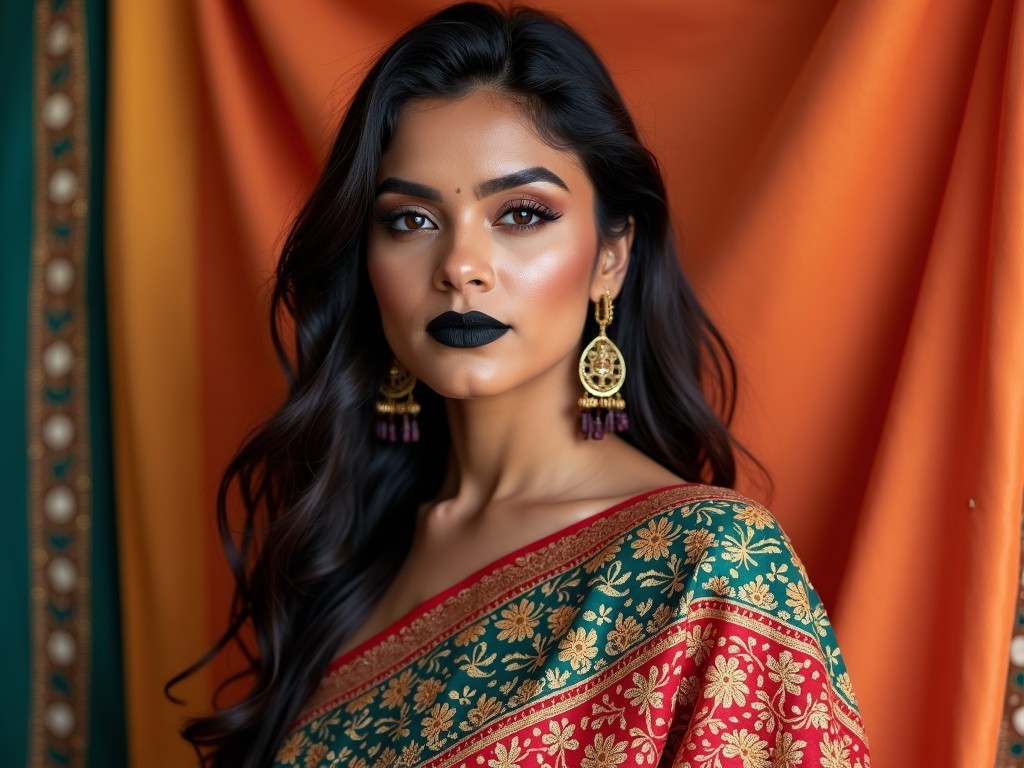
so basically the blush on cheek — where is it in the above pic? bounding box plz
[505,242,596,306]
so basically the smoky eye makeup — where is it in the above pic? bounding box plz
[375,206,439,234]
[494,197,563,230]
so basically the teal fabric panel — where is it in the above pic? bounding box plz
[82,1,128,765]
[0,2,37,765]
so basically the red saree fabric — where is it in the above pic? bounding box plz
[273,485,868,768]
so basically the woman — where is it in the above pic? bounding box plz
[175,4,869,766]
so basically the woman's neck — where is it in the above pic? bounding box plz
[434,357,615,515]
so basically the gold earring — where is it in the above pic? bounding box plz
[376,358,421,442]
[578,290,627,440]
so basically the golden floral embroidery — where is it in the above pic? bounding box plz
[739,574,778,611]
[583,541,621,573]
[546,605,579,637]
[275,487,868,768]
[819,732,854,768]
[772,731,806,768]
[419,702,455,747]
[581,732,627,768]
[734,504,774,530]
[766,650,805,695]
[412,677,444,713]
[494,599,543,642]
[488,736,524,768]
[604,614,643,655]
[682,528,716,564]
[275,732,307,765]
[624,666,665,714]
[721,729,770,768]
[454,619,488,647]
[683,623,716,666]
[703,655,749,707]
[541,718,580,760]
[630,517,681,561]
[303,742,330,767]
[380,670,415,709]
[702,575,736,597]
[558,628,599,672]
[465,693,503,727]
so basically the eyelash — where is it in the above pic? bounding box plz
[376,199,562,235]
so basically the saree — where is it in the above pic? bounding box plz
[273,484,869,768]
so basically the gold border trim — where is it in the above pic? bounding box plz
[28,1,92,765]
[301,485,755,723]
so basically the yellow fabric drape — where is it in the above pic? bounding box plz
[108,1,1024,766]
[107,2,208,766]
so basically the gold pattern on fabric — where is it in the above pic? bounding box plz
[28,1,92,765]
[281,486,868,768]
[303,486,726,720]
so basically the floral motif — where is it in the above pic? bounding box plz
[381,669,415,709]
[558,628,599,672]
[488,737,524,768]
[420,702,455,747]
[542,719,580,758]
[604,614,643,655]
[547,605,579,637]
[771,731,805,768]
[631,517,681,561]
[412,678,444,713]
[682,528,716,564]
[683,623,716,666]
[625,666,665,714]
[722,729,770,768]
[739,575,779,611]
[735,504,774,530]
[581,733,627,768]
[766,650,805,695]
[272,488,867,768]
[495,599,543,642]
[275,732,307,765]
[704,655,749,707]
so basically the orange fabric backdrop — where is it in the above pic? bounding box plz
[107,1,1024,766]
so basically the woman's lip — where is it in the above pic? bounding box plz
[427,326,510,348]
[426,310,510,331]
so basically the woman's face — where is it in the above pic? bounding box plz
[368,90,620,401]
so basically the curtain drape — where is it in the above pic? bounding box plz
[101,1,1023,767]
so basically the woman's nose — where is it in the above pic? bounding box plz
[432,226,495,293]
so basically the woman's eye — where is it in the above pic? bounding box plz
[498,208,542,227]
[495,204,561,228]
[389,211,437,232]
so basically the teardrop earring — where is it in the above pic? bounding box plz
[375,358,421,442]
[578,290,628,440]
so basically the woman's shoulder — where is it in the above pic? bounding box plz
[608,482,820,624]
[626,482,790,541]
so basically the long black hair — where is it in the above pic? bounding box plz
[171,4,747,765]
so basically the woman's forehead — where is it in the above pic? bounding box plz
[379,91,587,183]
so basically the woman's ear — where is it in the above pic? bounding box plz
[591,216,634,302]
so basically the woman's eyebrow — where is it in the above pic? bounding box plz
[375,177,443,202]
[375,167,569,202]
[474,166,569,198]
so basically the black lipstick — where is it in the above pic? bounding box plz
[426,310,510,348]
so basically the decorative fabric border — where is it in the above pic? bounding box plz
[302,485,757,723]
[997,492,1024,766]
[28,1,93,765]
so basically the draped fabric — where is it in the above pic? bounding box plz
[272,485,869,768]
[1,1,127,766]
[0,0,1012,766]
